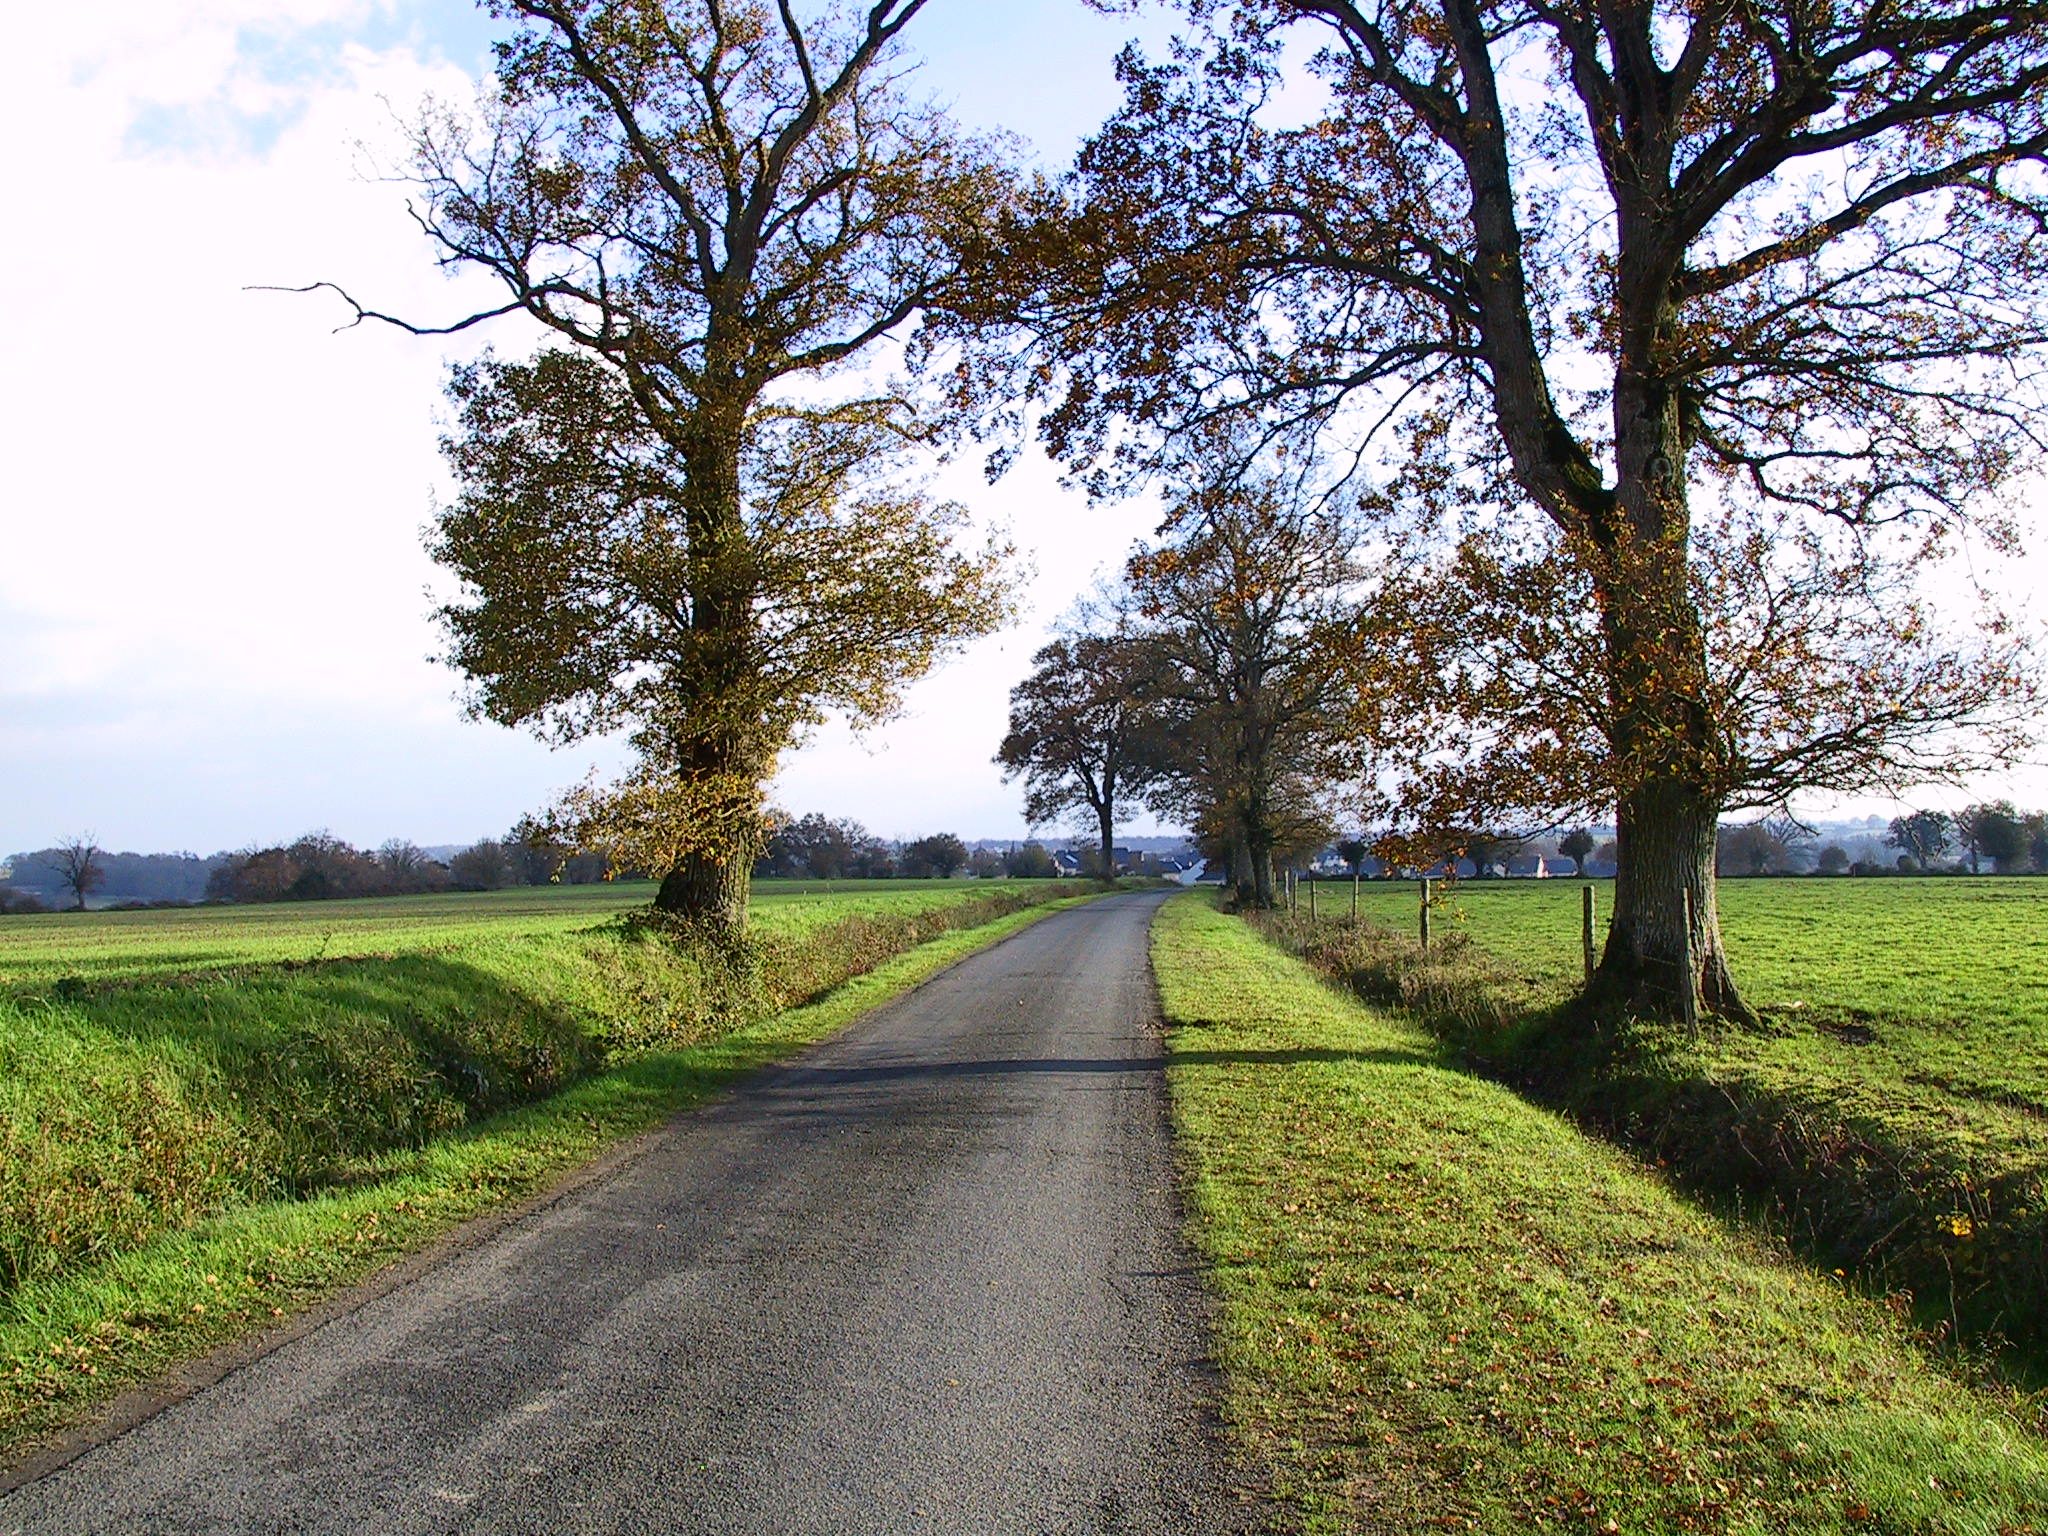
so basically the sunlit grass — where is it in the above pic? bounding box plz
[1153,893,2048,1534]
[1288,876,2048,1363]
[0,878,1048,989]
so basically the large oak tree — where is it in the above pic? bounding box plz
[310,0,1015,940]
[953,0,2048,1018]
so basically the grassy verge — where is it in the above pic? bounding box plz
[1153,893,2048,1534]
[0,882,1087,1291]
[0,891,1102,1454]
[1269,883,2048,1366]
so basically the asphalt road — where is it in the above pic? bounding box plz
[1,890,1251,1535]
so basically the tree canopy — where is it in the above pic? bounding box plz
[945,0,2048,1019]
[322,0,1019,938]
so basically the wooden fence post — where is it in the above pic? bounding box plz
[1309,877,1317,920]
[1582,884,1597,985]
[1351,872,1359,919]
[1419,877,1432,949]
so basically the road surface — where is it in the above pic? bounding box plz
[1,891,1252,1535]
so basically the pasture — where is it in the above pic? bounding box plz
[1329,874,2048,1035]
[0,878,1024,989]
[1287,875,2048,1360]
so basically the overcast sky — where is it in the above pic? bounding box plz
[4,0,2044,857]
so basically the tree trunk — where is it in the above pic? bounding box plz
[1588,339,1754,1025]
[1594,777,1750,1023]
[647,381,764,945]
[1248,836,1276,909]
[1098,805,1118,886]
[656,849,751,941]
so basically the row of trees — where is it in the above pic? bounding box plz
[2,820,1075,913]
[752,814,1067,880]
[202,829,613,904]
[1,839,221,911]
[1884,805,2048,874]
[1719,805,2048,876]
[316,0,2047,1025]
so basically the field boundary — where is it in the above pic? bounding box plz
[0,889,1112,1472]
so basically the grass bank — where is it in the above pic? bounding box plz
[0,883,1097,1451]
[1273,878,2048,1364]
[1152,894,2048,1533]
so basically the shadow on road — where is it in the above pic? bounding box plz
[766,1045,1418,1086]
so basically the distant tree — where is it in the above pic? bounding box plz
[1760,814,1818,874]
[207,848,295,904]
[507,819,569,885]
[847,838,897,880]
[2029,814,2048,875]
[284,833,380,901]
[1557,828,1595,878]
[1718,821,1787,878]
[1887,811,1955,872]
[755,813,889,880]
[377,839,438,894]
[1460,832,1523,880]
[560,849,613,885]
[997,599,1161,888]
[41,836,105,912]
[1004,842,1058,880]
[449,840,515,892]
[0,888,49,915]
[1124,456,1363,909]
[967,847,1005,879]
[1334,837,1369,879]
[900,834,968,879]
[1967,801,2030,873]
[1817,845,1851,876]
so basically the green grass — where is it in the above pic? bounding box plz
[1331,874,2048,1038]
[1290,877,2048,1360]
[1152,893,2048,1534]
[0,881,1085,1296]
[0,878,1038,989]
[0,891,1101,1453]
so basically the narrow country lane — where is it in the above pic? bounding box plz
[1,892,1252,1536]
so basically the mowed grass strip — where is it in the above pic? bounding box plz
[0,892,1102,1454]
[1152,894,2048,1535]
[1291,878,2048,1361]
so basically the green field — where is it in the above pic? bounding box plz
[0,878,1025,989]
[1153,894,2048,1534]
[1289,876,2048,1360]
[1326,875,2048,1035]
